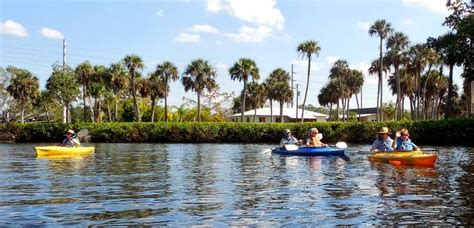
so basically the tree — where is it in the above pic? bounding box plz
[46,64,80,124]
[348,69,365,120]
[297,40,321,122]
[182,59,218,122]
[122,54,144,122]
[328,59,351,121]
[369,19,393,121]
[156,61,179,122]
[229,58,260,122]
[5,67,39,123]
[106,63,129,121]
[386,32,410,120]
[75,61,94,122]
[245,81,267,122]
[265,68,292,122]
[147,72,167,122]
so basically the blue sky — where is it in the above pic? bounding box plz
[0,0,465,109]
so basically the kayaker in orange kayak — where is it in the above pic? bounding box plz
[370,127,394,152]
[59,129,81,147]
[394,128,418,151]
[306,128,327,147]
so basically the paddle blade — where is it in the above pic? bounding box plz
[284,144,299,151]
[77,129,89,138]
[335,142,347,149]
[317,133,323,140]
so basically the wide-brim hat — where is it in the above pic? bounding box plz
[378,127,390,134]
[310,128,319,133]
[67,129,75,134]
[284,129,291,134]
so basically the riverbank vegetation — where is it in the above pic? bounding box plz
[1,119,472,146]
[0,2,472,125]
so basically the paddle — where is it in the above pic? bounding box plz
[334,142,347,149]
[284,144,299,151]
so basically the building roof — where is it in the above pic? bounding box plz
[348,107,378,115]
[230,107,329,119]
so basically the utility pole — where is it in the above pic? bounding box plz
[296,83,299,120]
[62,38,67,124]
[291,64,294,108]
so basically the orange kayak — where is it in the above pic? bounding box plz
[368,150,437,166]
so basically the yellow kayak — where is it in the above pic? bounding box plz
[368,149,437,166]
[34,146,95,156]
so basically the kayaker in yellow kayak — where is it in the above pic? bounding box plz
[394,128,418,151]
[306,128,327,147]
[370,127,394,152]
[58,129,81,147]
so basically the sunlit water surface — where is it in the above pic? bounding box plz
[0,143,473,226]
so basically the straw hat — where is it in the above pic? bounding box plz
[378,127,390,134]
[284,129,291,134]
[67,129,75,134]
[310,128,319,133]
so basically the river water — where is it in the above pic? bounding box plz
[0,143,473,226]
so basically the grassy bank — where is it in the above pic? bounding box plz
[0,119,473,146]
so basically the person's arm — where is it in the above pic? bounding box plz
[370,140,379,151]
[280,138,286,146]
[411,141,418,150]
[72,138,81,147]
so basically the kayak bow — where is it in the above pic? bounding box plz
[368,149,437,166]
[34,146,95,156]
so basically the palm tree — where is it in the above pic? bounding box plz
[369,19,393,121]
[265,68,292,122]
[436,32,461,119]
[107,63,128,121]
[75,61,94,122]
[297,40,321,122]
[408,44,431,120]
[386,32,410,120]
[90,65,107,122]
[328,59,351,121]
[156,61,179,122]
[229,58,260,122]
[182,59,218,122]
[6,67,39,123]
[148,72,167,122]
[122,54,144,122]
[246,81,267,122]
[348,69,365,120]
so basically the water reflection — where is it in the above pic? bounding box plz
[0,143,473,226]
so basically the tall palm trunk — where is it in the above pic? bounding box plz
[422,64,433,120]
[20,97,25,124]
[355,93,361,121]
[301,55,312,122]
[241,78,247,122]
[280,101,284,123]
[446,64,454,119]
[329,103,333,121]
[130,69,140,122]
[164,76,169,122]
[395,65,401,120]
[378,37,384,121]
[269,99,273,123]
[336,100,340,122]
[107,103,112,122]
[197,92,201,122]
[150,97,156,122]
[253,108,257,122]
[114,95,119,122]
[82,84,87,122]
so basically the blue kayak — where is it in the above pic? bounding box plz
[271,146,345,156]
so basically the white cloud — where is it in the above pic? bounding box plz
[402,19,414,25]
[207,0,285,30]
[356,21,370,31]
[215,63,228,70]
[155,9,165,17]
[175,33,200,43]
[291,60,321,72]
[188,24,219,33]
[0,20,28,37]
[224,25,272,43]
[40,27,64,39]
[401,0,449,15]
[206,0,222,12]
[326,56,341,65]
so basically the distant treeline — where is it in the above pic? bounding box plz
[1,119,473,146]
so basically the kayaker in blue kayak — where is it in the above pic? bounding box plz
[280,129,299,146]
[394,128,418,151]
[59,129,81,147]
[370,127,394,152]
[306,128,326,147]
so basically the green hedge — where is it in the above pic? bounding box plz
[0,119,473,146]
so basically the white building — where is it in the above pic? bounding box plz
[229,107,328,122]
